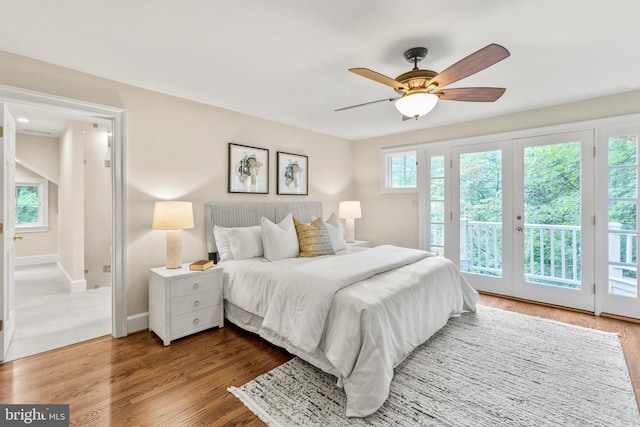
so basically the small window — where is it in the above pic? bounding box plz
[16,178,49,232]
[380,147,417,193]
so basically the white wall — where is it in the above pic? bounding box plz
[0,50,355,316]
[84,124,112,289]
[353,90,640,248]
[58,123,85,287]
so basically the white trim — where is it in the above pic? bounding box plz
[57,261,87,293]
[127,312,149,334]
[15,253,58,267]
[0,84,128,338]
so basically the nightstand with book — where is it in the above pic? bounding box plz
[148,262,223,346]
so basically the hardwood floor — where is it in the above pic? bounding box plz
[1,295,639,426]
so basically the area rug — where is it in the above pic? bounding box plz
[229,306,640,426]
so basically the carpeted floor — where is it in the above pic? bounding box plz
[229,306,640,426]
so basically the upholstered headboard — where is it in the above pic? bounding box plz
[205,201,323,258]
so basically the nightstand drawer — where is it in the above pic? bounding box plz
[170,305,220,336]
[171,291,218,316]
[170,275,218,299]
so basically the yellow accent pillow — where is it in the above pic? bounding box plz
[294,218,335,257]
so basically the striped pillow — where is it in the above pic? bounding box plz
[294,218,335,257]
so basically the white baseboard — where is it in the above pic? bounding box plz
[57,262,87,293]
[127,312,149,334]
[15,254,59,267]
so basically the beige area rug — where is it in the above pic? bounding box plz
[229,306,640,426]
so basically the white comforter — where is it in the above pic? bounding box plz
[223,245,479,417]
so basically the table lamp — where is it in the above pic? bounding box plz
[339,200,362,243]
[152,201,194,268]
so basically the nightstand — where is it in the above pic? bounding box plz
[346,240,370,248]
[149,264,223,346]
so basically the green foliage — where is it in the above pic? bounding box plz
[391,153,416,188]
[16,185,39,224]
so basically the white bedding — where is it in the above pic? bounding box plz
[222,245,479,417]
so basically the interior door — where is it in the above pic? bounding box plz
[512,130,595,311]
[0,103,16,361]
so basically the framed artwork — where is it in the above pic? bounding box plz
[228,143,269,194]
[277,151,308,195]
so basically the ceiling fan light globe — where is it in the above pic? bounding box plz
[395,93,438,119]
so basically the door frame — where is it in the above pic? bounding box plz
[0,84,127,338]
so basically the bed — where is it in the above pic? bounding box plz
[206,201,479,417]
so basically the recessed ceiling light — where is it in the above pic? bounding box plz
[17,117,29,123]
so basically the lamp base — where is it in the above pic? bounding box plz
[345,218,355,243]
[166,230,182,269]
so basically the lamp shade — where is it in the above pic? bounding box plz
[395,93,438,119]
[339,201,362,219]
[152,201,194,230]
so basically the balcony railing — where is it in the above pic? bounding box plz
[459,220,637,296]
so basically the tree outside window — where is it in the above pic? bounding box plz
[15,178,48,231]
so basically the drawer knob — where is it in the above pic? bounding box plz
[193,318,199,325]
[193,283,199,290]
[194,300,200,307]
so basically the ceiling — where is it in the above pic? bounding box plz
[0,1,638,141]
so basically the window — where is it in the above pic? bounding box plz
[16,178,49,232]
[380,147,417,193]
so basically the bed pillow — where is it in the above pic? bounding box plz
[228,225,264,260]
[261,214,299,261]
[294,217,335,257]
[213,225,234,261]
[323,212,347,251]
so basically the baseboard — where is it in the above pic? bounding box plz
[127,312,149,334]
[57,262,87,293]
[15,254,59,267]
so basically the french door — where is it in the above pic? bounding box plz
[450,130,595,312]
[597,125,640,319]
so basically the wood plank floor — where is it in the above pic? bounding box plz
[1,294,639,426]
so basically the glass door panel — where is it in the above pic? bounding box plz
[600,127,640,318]
[513,131,594,311]
[452,141,513,295]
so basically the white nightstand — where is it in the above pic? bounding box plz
[149,263,223,346]
[346,240,370,248]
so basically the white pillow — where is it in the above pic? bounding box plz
[261,213,299,261]
[213,225,233,261]
[228,226,264,260]
[323,212,347,251]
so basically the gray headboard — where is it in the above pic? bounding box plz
[205,201,323,257]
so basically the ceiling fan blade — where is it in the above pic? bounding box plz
[436,87,506,102]
[335,97,398,112]
[428,44,510,89]
[349,68,409,92]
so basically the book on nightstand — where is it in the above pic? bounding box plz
[189,260,214,271]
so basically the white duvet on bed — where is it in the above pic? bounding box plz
[222,245,478,417]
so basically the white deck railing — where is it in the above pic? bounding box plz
[459,220,637,296]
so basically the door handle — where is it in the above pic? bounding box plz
[13,234,23,241]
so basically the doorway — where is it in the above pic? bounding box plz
[451,130,595,312]
[0,85,126,361]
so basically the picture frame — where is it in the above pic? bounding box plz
[277,151,308,195]
[228,143,269,194]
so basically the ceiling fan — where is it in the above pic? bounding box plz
[337,43,510,120]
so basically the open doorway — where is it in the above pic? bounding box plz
[0,86,126,361]
[8,116,111,360]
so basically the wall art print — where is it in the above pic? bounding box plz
[228,143,269,194]
[277,151,308,195]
